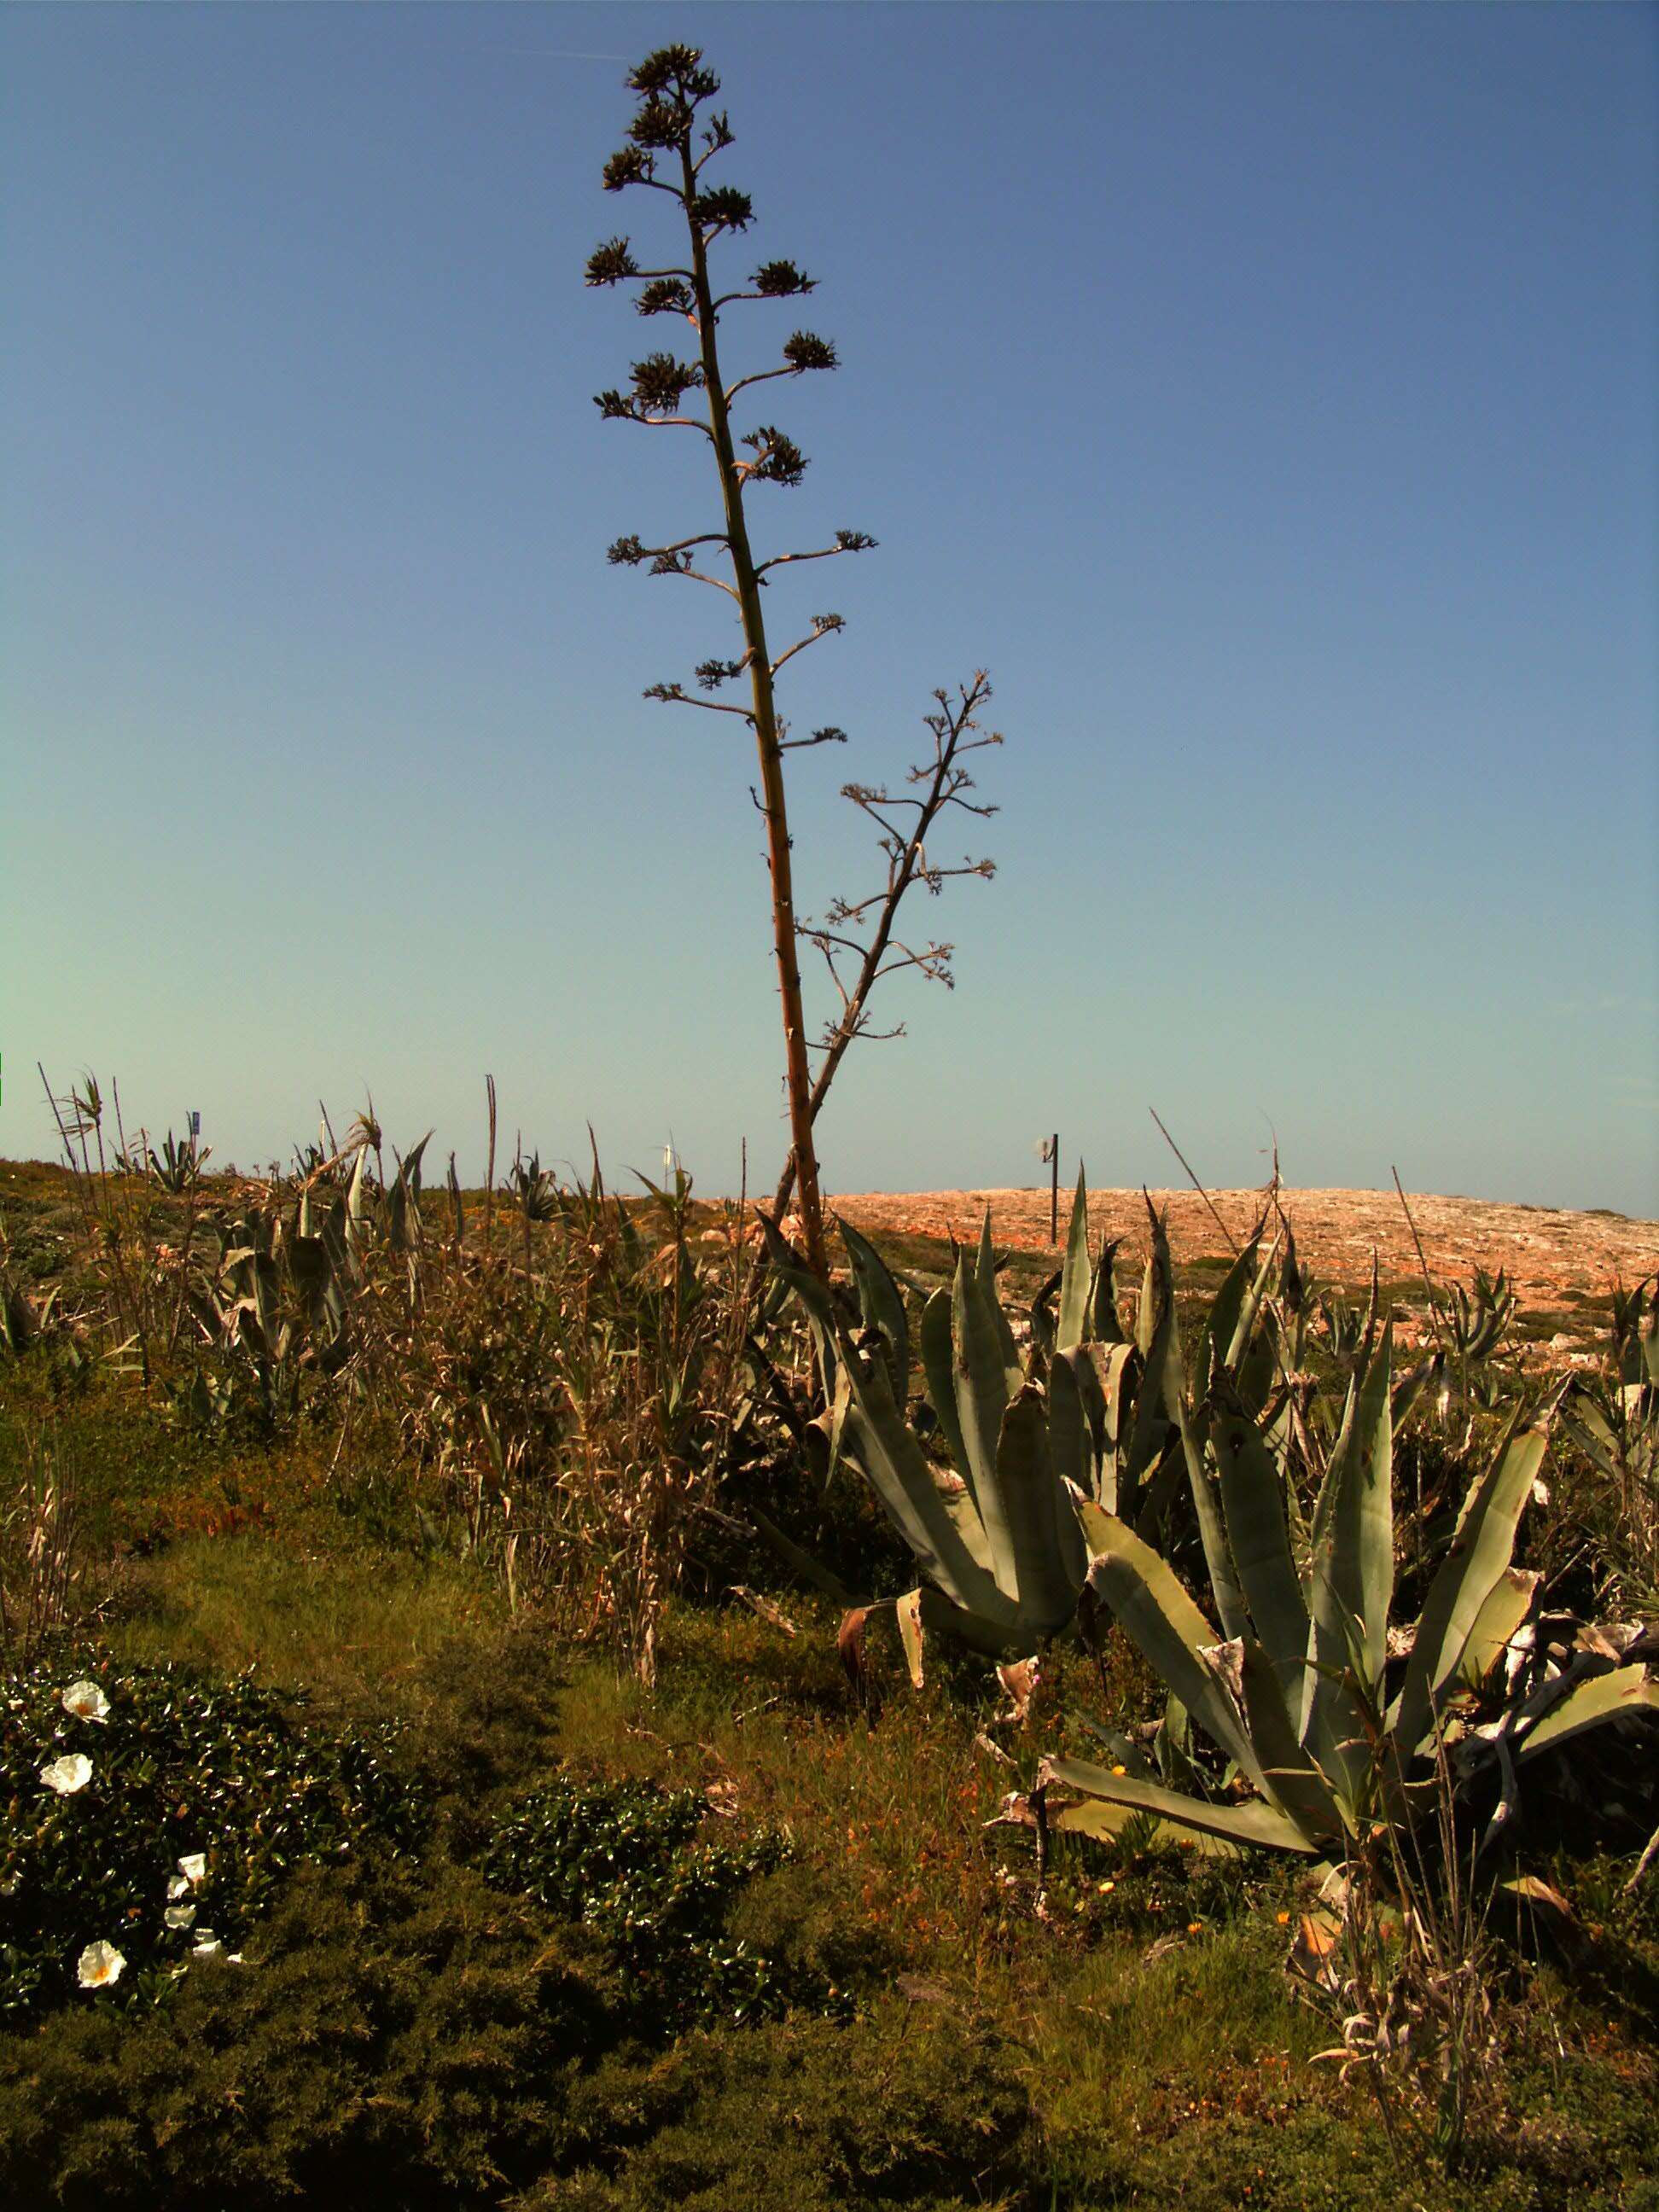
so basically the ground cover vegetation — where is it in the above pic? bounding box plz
[1,1080,1656,2209]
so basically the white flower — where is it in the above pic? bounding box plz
[40,1755,92,1796]
[166,1874,189,1902]
[61,1680,110,1725]
[191,1932,222,1959]
[77,1941,125,1989]
[177,1853,207,1886]
[164,1904,196,1930]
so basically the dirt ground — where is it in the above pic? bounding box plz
[832,1185,1656,1308]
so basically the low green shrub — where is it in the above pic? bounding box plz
[479,1776,823,2029]
[512,2003,1039,2211]
[0,1650,428,2021]
[0,1858,615,2209]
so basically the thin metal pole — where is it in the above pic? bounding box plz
[1051,1132,1060,1244]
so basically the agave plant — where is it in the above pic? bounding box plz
[1610,1275,1659,1391]
[1443,1266,1516,1371]
[144,1129,208,1194]
[1042,1331,1659,1855]
[1556,1274,1658,1600]
[761,1205,1077,1674]
[761,1174,1286,1679]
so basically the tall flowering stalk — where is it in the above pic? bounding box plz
[587,47,997,1276]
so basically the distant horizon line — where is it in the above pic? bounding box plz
[3,1150,1651,1227]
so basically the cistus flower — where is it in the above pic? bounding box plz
[77,1941,125,1990]
[39,1754,92,1796]
[61,1680,110,1724]
[177,1853,207,1886]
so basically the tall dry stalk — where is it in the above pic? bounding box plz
[1295,1720,1499,2173]
[588,47,998,1273]
[0,1426,79,1658]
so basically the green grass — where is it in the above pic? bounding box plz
[106,1535,502,1694]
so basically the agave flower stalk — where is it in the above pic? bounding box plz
[589,49,998,1277]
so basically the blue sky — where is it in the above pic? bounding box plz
[4,2,1656,1212]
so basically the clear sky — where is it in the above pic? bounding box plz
[4,2,1656,1213]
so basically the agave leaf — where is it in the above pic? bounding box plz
[1556,1388,1621,1482]
[853,1585,1027,1687]
[953,1249,1019,1595]
[1231,1636,1341,1845]
[1346,1322,1395,1689]
[1637,1287,1659,1389]
[1046,1351,1091,1499]
[1077,1500,1262,1787]
[1041,1756,1318,1855]
[346,1143,370,1231]
[1195,1231,1263,1392]
[919,1287,971,1487]
[1295,1340,1391,1796]
[1393,1424,1546,1755]
[1068,1342,1110,1462]
[1125,1222,1178,1490]
[747,1505,854,1604]
[1048,1796,1248,1860]
[1307,1325,1394,1708]
[762,1218,1009,1621]
[1185,1425,1249,1650]
[1306,1368,1359,1577]
[1211,1409,1310,1701]
[1087,1342,1138,1513]
[822,1362,851,1490]
[838,1215,909,1400]
[975,1209,1023,1382]
[935,1472,998,1579]
[998,1381,1086,1631]
[1134,1240,1158,1359]
[836,1353,1010,1622]
[1459,1567,1540,1690]
[1223,1227,1278,1373]
[1056,1167,1092,1353]
[1089,1237,1126,1344]
[1513,1668,1659,1764]
[755,1210,841,1399]
[1070,1715,1159,1778]
[385,1174,410,1253]
[399,1131,433,1199]
[1137,1210,1250,1642]
[1390,1353,1443,1431]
